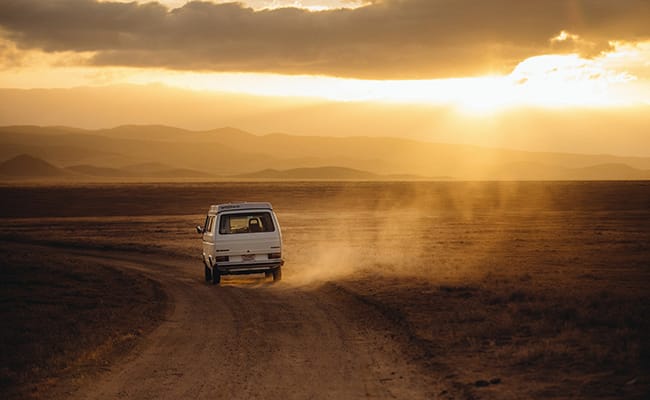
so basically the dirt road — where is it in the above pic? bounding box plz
[58,250,438,399]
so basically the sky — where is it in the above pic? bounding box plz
[0,0,649,155]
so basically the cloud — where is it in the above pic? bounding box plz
[0,36,26,69]
[0,0,649,78]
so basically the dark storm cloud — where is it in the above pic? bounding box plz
[0,0,648,78]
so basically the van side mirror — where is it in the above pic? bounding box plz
[196,225,204,234]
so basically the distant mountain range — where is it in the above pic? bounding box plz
[0,154,212,180]
[0,155,420,181]
[235,167,377,180]
[1,125,649,181]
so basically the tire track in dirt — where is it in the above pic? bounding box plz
[56,249,439,399]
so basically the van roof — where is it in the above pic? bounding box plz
[209,202,273,214]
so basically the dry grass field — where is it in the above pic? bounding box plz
[1,181,648,399]
[0,245,167,399]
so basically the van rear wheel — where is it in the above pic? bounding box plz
[272,267,282,282]
[204,265,212,282]
[211,268,221,285]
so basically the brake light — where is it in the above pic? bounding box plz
[215,255,229,262]
[268,252,282,259]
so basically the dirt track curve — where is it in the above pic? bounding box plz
[59,250,439,399]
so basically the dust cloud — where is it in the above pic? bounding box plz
[282,181,556,286]
[1,181,640,288]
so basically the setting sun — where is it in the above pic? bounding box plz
[127,39,650,112]
[1,42,647,116]
[0,0,649,155]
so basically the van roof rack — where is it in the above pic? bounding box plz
[210,202,273,214]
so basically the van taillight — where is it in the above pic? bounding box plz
[215,255,229,262]
[268,253,282,259]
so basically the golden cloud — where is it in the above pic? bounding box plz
[0,0,649,78]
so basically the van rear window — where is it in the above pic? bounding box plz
[219,212,275,234]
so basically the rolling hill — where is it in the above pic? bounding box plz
[1,125,650,181]
[489,162,650,181]
[0,154,69,178]
[66,164,133,177]
[234,167,379,180]
[0,154,214,180]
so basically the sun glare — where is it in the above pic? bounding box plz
[1,34,647,115]
[118,40,648,114]
[121,49,643,115]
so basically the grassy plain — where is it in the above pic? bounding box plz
[1,181,648,398]
[0,245,167,399]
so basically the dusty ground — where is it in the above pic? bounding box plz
[0,244,167,400]
[0,181,648,399]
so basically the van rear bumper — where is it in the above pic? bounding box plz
[215,260,284,275]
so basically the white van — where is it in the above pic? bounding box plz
[197,202,284,284]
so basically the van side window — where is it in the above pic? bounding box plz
[203,215,215,237]
[219,212,275,234]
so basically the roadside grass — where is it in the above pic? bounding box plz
[0,215,199,259]
[0,246,167,400]
[341,274,650,399]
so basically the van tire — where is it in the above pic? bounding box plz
[211,268,221,285]
[204,265,212,282]
[265,271,272,279]
[272,267,282,282]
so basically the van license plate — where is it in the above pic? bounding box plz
[242,254,255,261]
